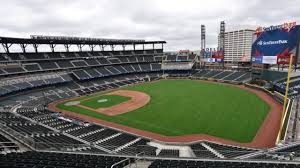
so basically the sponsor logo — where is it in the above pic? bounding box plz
[262,56,277,64]
[257,40,288,46]
[255,21,296,34]
[257,41,263,45]
[251,56,263,63]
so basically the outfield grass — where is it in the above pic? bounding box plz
[56,80,270,143]
[80,95,130,109]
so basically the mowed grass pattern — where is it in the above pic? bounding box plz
[80,95,130,109]
[57,80,270,143]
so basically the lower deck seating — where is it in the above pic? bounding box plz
[0,134,19,152]
[190,143,218,158]
[0,151,132,168]
[157,149,180,157]
[193,70,250,82]
[274,144,300,157]
[98,133,137,150]
[149,159,299,168]
[204,142,257,158]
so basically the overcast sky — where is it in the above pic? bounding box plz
[0,0,299,51]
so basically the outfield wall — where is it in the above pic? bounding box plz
[244,83,292,144]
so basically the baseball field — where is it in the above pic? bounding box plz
[55,80,270,143]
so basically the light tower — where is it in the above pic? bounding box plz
[219,21,225,51]
[201,25,206,50]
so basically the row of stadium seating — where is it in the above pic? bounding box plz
[0,73,72,96]
[0,56,162,75]
[157,149,180,157]
[0,151,133,168]
[148,159,299,168]
[0,73,152,107]
[274,78,300,96]
[72,63,161,80]
[0,132,20,153]
[0,49,163,61]
[0,51,196,63]
[193,70,251,82]
[1,149,299,168]
[251,144,300,159]
[0,58,196,77]
[14,106,158,155]
[0,112,91,151]
[2,68,250,99]
[190,142,257,159]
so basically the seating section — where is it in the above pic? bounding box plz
[72,63,162,81]
[0,134,19,152]
[149,159,299,168]
[0,74,72,97]
[222,71,247,81]
[0,112,85,150]
[0,50,163,62]
[73,74,148,96]
[204,142,257,158]
[274,144,300,157]
[2,66,25,74]
[275,78,300,96]
[0,151,132,168]
[118,139,155,155]
[99,133,138,150]
[15,105,156,155]
[0,50,165,77]
[193,70,250,82]
[157,149,180,157]
[190,143,218,158]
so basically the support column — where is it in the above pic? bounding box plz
[133,44,136,51]
[89,45,96,52]
[64,44,71,52]
[2,43,12,53]
[33,44,39,53]
[50,44,56,52]
[77,44,83,52]
[100,45,105,51]
[20,44,28,53]
[122,44,126,51]
[110,44,115,51]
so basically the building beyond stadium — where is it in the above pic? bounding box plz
[218,28,255,63]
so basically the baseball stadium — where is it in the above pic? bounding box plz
[0,15,300,168]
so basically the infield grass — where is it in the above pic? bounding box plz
[80,95,130,109]
[56,80,270,143]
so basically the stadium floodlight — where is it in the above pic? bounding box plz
[30,35,145,43]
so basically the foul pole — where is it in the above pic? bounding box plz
[277,54,293,144]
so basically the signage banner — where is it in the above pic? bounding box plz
[251,22,300,65]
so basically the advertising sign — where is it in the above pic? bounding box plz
[251,22,300,65]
